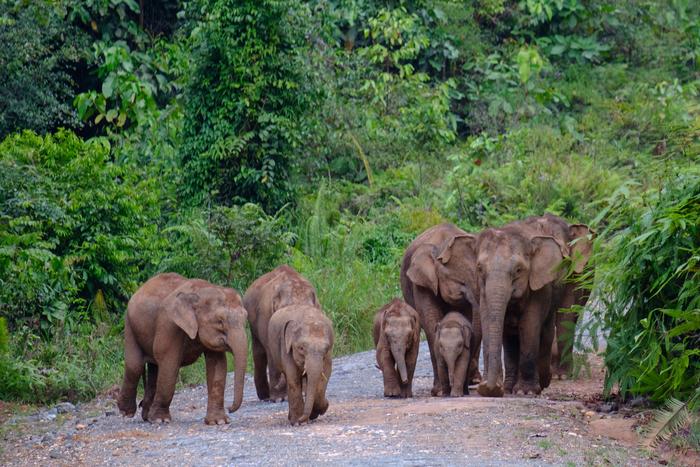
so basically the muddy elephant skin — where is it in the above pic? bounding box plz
[475,226,564,398]
[244,265,319,401]
[373,299,420,398]
[519,214,595,378]
[268,305,334,425]
[400,223,481,396]
[435,312,473,397]
[117,273,248,425]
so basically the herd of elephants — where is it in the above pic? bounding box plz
[116,213,594,426]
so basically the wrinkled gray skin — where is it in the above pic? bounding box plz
[435,312,473,397]
[400,223,481,396]
[117,273,248,425]
[244,265,319,402]
[474,226,565,398]
[268,305,333,425]
[519,214,595,378]
[373,299,420,398]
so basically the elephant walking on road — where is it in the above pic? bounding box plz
[244,265,319,402]
[117,273,248,424]
[400,223,481,396]
[435,312,473,397]
[268,305,334,425]
[373,299,420,398]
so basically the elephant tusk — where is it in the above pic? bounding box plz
[321,372,327,382]
[302,369,307,376]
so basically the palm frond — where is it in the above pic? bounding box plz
[642,398,691,447]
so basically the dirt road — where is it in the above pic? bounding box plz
[1,342,655,466]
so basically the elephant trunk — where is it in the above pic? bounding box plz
[299,356,323,423]
[446,355,456,388]
[227,328,248,413]
[479,276,509,397]
[390,342,408,384]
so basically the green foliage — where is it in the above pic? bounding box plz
[160,204,292,291]
[180,0,316,210]
[0,1,89,138]
[0,130,162,331]
[642,390,700,447]
[593,169,700,402]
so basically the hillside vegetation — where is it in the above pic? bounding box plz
[0,0,698,444]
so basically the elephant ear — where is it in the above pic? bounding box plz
[436,234,476,264]
[284,320,300,354]
[529,236,564,291]
[436,234,479,307]
[406,244,439,296]
[461,323,471,351]
[569,224,595,274]
[167,291,200,340]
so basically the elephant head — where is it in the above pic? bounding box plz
[283,309,333,423]
[568,223,595,274]
[436,315,472,390]
[273,278,319,310]
[379,302,419,384]
[166,283,248,412]
[406,233,479,309]
[475,228,564,397]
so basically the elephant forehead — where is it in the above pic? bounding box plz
[306,320,329,335]
[439,326,463,338]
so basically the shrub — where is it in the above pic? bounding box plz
[0,130,162,331]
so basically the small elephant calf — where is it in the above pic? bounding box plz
[373,299,420,398]
[435,312,473,397]
[268,304,334,425]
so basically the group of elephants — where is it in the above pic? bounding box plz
[116,213,594,426]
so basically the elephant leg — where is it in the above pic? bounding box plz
[140,362,158,421]
[552,285,577,378]
[452,350,469,397]
[413,290,444,396]
[118,324,143,417]
[286,374,304,425]
[310,358,332,420]
[503,332,519,394]
[269,364,287,402]
[401,342,419,398]
[204,351,229,425]
[252,333,270,401]
[380,346,401,398]
[469,306,482,384]
[538,313,555,390]
[513,299,546,395]
[148,351,181,423]
[436,353,451,397]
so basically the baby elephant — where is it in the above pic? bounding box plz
[117,273,248,425]
[268,305,334,425]
[373,299,420,398]
[435,312,473,397]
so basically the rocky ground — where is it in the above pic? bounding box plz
[0,343,670,466]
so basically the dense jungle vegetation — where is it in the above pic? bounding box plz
[0,0,698,445]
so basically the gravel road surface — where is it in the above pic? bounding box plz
[1,342,655,466]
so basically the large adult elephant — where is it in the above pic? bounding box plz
[400,223,481,396]
[475,225,565,397]
[520,214,595,378]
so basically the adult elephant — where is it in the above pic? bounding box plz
[520,214,595,378]
[475,226,565,397]
[400,223,481,396]
[244,265,319,401]
[117,273,248,424]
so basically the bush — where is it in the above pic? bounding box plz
[0,130,162,331]
[593,169,700,402]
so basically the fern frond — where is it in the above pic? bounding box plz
[642,398,691,447]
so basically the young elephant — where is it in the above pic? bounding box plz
[435,312,473,397]
[117,273,248,425]
[244,265,319,402]
[268,305,334,425]
[373,299,420,398]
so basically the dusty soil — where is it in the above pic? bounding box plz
[0,343,666,466]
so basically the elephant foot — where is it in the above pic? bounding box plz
[400,387,413,398]
[551,365,569,380]
[431,381,443,397]
[468,368,482,385]
[117,398,137,418]
[384,386,401,398]
[140,401,153,422]
[539,371,552,390]
[147,407,172,424]
[512,381,541,396]
[450,389,464,397]
[477,382,504,397]
[270,389,287,403]
[204,411,230,425]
